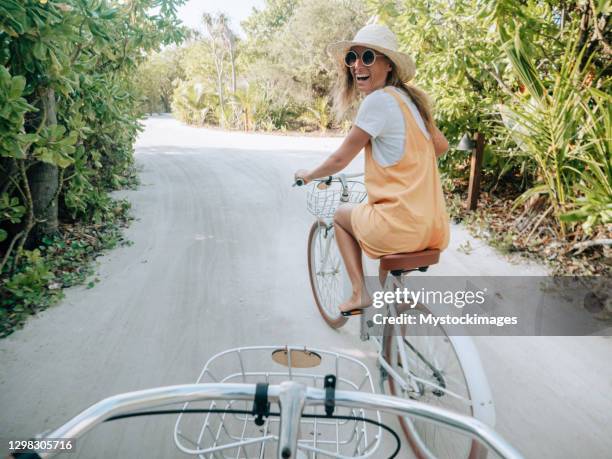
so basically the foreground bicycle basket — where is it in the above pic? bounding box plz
[173,345,386,458]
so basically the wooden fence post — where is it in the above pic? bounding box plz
[466,132,485,211]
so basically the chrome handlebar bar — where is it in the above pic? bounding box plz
[293,172,364,187]
[28,381,523,459]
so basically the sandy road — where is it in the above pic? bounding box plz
[1,115,610,458]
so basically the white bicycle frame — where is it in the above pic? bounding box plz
[309,173,496,442]
[363,274,496,428]
[318,225,339,277]
[363,274,496,459]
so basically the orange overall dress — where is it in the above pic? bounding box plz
[350,87,450,259]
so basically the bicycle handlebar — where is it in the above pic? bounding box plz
[293,172,364,187]
[21,381,524,459]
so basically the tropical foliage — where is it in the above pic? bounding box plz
[141,0,609,242]
[165,0,369,131]
[1,0,610,333]
[0,0,185,336]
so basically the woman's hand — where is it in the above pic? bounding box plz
[294,169,311,185]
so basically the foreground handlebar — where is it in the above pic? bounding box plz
[19,381,524,459]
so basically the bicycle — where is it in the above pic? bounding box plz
[296,173,496,459]
[11,345,523,459]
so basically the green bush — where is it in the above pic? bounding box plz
[0,0,185,335]
[369,0,611,235]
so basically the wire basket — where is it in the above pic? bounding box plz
[306,181,367,220]
[173,345,383,458]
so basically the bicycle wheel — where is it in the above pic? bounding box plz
[383,303,485,459]
[307,221,348,329]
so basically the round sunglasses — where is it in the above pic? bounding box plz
[344,49,385,67]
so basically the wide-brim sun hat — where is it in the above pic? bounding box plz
[327,24,416,82]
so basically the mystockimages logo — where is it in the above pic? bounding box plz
[372,287,487,309]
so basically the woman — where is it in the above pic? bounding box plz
[294,24,450,316]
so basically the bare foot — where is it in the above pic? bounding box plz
[338,291,371,314]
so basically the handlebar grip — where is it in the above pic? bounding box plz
[294,178,305,187]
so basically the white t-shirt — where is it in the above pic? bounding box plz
[354,86,431,167]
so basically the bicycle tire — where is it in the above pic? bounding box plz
[383,302,486,459]
[307,220,348,329]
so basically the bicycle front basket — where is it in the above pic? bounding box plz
[306,181,367,219]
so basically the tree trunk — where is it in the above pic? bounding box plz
[27,87,59,246]
[216,68,225,127]
[210,40,225,128]
[231,59,236,94]
[229,38,236,95]
[577,1,591,67]
[0,157,14,195]
[161,93,170,113]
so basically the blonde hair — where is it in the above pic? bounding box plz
[331,58,434,131]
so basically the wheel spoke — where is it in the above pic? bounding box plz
[385,308,476,459]
[309,223,345,327]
